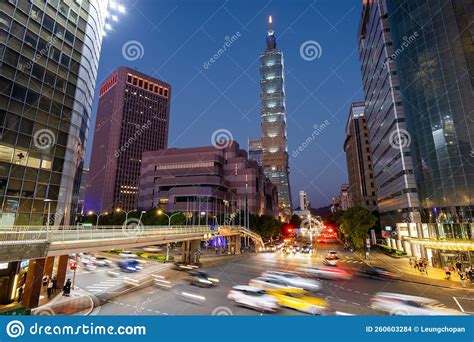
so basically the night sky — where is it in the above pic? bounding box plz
[86,0,364,209]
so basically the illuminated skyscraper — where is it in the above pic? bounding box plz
[259,16,292,220]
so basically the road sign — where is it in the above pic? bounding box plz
[366,238,371,249]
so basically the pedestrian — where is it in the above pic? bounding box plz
[63,279,72,297]
[460,272,466,288]
[409,257,413,269]
[444,265,451,280]
[467,268,474,284]
[456,260,462,273]
[422,258,428,275]
[47,279,54,299]
[17,284,24,303]
[42,275,49,289]
[52,277,57,294]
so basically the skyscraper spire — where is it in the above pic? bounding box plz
[266,15,276,50]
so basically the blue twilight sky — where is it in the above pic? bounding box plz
[86,0,364,209]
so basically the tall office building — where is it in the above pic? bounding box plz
[85,67,171,213]
[0,0,108,225]
[343,102,377,211]
[299,190,309,211]
[248,138,263,166]
[359,0,420,231]
[360,0,474,266]
[259,16,292,220]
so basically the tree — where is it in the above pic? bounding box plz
[289,214,302,228]
[339,206,376,250]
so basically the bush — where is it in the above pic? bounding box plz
[376,244,406,256]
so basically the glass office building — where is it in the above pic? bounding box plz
[259,17,292,220]
[385,0,474,266]
[0,0,108,225]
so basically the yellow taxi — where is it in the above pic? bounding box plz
[267,288,328,315]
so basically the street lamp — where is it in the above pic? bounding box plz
[199,211,206,226]
[115,208,136,224]
[157,209,181,226]
[87,211,108,227]
[44,199,53,240]
[139,210,146,224]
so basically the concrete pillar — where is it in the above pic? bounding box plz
[55,255,69,290]
[182,241,190,264]
[21,258,45,308]
[44,256,55,278]
[182,240,201,264]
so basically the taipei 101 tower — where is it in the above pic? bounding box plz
[258,16,292,220]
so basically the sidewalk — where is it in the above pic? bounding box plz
[358,250,474,291]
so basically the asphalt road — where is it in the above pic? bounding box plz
[75,243,473,316]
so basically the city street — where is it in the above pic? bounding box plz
[69,243,473,316]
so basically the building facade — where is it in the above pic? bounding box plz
[343,102,377,211]
[248,138,263,167]
[258,16,292,220]
[340,184,353,211]
[0,0,108,226]
[85,67,171,213]
[359,0,420,230]
[137,142,279,219]
[360,0,474,267]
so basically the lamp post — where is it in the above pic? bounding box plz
[116,208,136,224]
[198,211,206,226]
[87,211,108,227]
[138,210,146,224]
[157,209,181,226]
[44,199,53,240]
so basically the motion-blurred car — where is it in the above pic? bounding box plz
[91,256,111,267]
[326,251,339,259]
[188,271,219,288]
[323,256,338,266]
[298,267,351,280]
[118,251,138,259]
[267,288,328,315]
[227,285,279,312]
[261,271,321,291]
[370,292,465,315]
[356,266,398,280]
[249,277,300,290]
[118,259,142,273]
[173,262,199,271]
[143,246,163,253]
[301,245,312,254]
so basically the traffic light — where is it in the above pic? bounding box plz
[283,224,294,235]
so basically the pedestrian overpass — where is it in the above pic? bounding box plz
[0,224,264,308]
[0,225,264,263]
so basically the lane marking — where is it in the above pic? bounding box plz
[453,297,465,312]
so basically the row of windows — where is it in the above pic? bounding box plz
[99,72,117,97]
[154,161,216,171]
[126,74,169,98]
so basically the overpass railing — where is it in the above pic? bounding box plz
[0,225,264,246]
